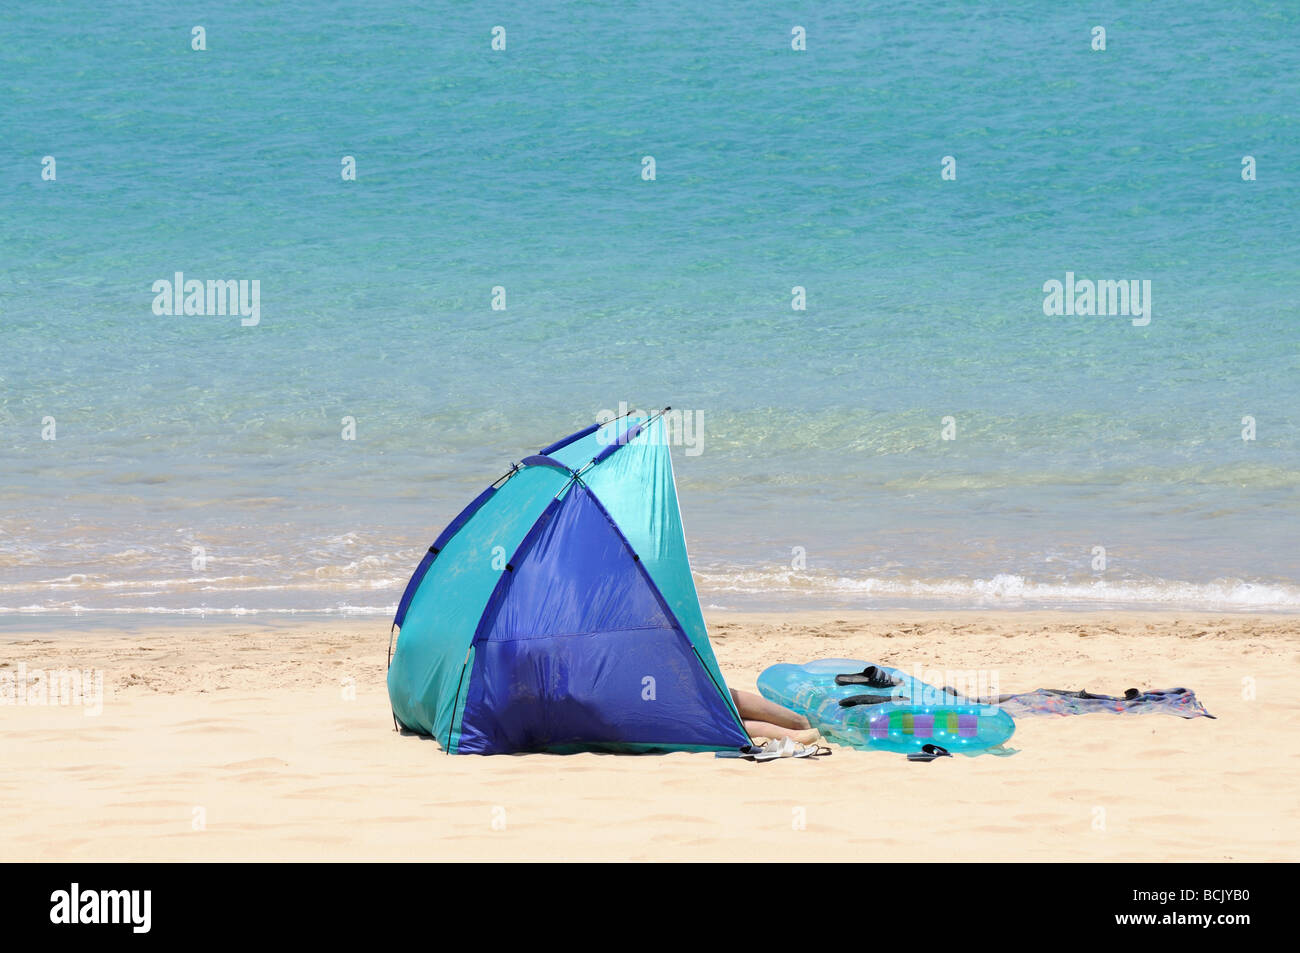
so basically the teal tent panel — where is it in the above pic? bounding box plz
[387,465,570,746]
[579,416,743,727]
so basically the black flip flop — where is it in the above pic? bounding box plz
[834,665,902,689]
[907,744,952,763]
[838,693,894,708]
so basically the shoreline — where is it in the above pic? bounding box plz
[6,601,1300,637]
[3,610,1297,861]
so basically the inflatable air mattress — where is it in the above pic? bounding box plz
[757,658,1015,755]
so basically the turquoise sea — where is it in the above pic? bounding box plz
[2,1,1298,621]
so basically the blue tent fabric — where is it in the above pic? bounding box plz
[387,413,750,754]
[458,483,748,753]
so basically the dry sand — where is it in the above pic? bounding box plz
[3,611,1297,861]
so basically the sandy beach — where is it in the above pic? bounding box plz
[2,611,1296,862]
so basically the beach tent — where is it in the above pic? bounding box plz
[387,411,751,754]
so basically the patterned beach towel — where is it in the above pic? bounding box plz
[994,686,1214,719]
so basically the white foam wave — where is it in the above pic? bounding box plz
[694,570,1300,611]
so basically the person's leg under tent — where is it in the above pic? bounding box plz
[730,688,820,744]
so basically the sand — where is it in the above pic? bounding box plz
[2,611,1297,861]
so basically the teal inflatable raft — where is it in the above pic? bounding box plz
[757,658,1015,755]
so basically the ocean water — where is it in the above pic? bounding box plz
[2,1,1298,621]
